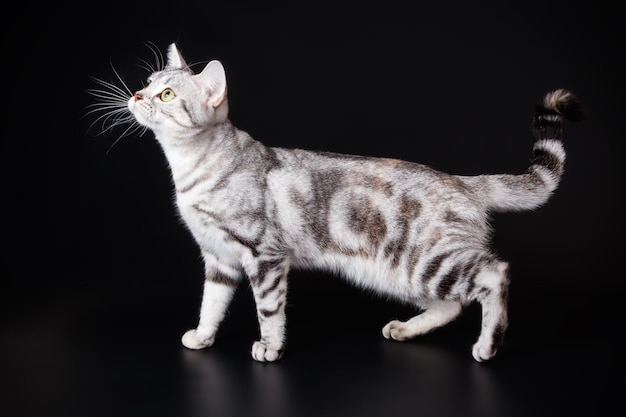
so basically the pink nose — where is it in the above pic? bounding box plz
[134,92,142,101]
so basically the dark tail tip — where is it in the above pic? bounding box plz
[543,89,586,122]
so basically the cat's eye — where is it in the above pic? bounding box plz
[160,88,175,102]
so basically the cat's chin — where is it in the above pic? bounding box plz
[127,105,150,130]
[127,99,145,122]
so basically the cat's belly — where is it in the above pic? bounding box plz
[290,247,420,302]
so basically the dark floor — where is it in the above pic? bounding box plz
[1,272,620,417]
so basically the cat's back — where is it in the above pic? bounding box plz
[271,147,443,186]
[266,147,486,247]
[269,147,472,203]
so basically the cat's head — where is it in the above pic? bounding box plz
[128,43,228,141]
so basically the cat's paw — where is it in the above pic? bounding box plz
[382,320,412,341]
[181,329,215,350]
[472,341,497,362]
[251,341,284,362]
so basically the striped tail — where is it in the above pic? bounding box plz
[529,89,585,192]
[462,89,585,212]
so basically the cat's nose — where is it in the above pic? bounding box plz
[133,92,143,101]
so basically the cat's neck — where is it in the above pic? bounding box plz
[156,120,257,190]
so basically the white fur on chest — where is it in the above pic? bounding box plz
[176,193,240,265]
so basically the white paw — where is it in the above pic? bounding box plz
[382,320,412,341]
[181,329,215,350]
[472,341,496,362]
[251,341,284,362]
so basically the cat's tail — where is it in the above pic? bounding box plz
[461,89,585,212]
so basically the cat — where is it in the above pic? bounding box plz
[90,43,584,362]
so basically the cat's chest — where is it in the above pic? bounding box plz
[176,194,237,259]
[175,189,266,263]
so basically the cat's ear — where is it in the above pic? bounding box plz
[166,43,188,70]
[195,60,227,108]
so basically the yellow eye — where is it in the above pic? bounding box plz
[160,88,175,102]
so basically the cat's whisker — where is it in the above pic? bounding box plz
[88,110,130,136]
[83,91,128,118]
[85,89,127,103]
[105,135,126,155]
[84,101,127,112]
[89,77,131,100]
[84,105,125,123]
[137,59,156,75]
[101,110,133,128]
[109,63,133,96]
[85,99,133,138]
[105,120,145,154]
[90,78,129,92]
[85,44,167,154]
[85,63,141,144]
[83,98,122,111]
[144,40,164,72]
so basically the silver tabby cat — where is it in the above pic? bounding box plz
[98,43,584,362]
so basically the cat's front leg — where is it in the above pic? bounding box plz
[182,255,242,350]
[248,257,290,362]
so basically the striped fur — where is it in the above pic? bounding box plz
[113,44,584,362]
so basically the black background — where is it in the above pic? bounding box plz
[3,1,624,416]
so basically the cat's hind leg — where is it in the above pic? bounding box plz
[182,254,242,350]
[470,260,510,362]
[382,300,462,341]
